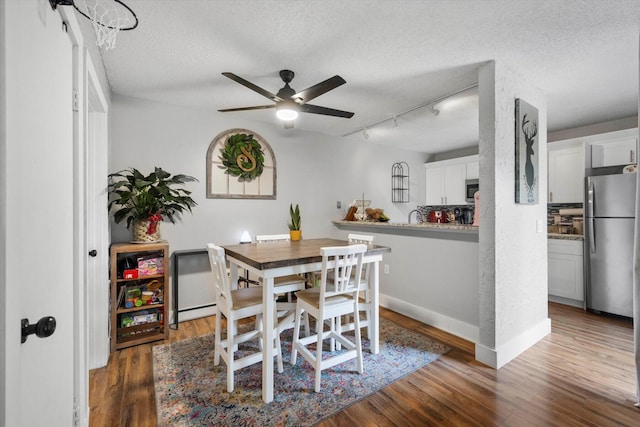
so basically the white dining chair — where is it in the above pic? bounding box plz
[326,234,374,343]
[290,244,367,392]
[207,243,283,392]
[255,234,310,336]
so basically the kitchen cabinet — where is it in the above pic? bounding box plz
[466,159,479,180]
[110,242,169,351]
[425,162,466,205]
[548,239,584,304]
[425,155,477,205]
[548,145,584,203]
[591,133,637,168]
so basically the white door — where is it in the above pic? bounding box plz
[2,1,75,425]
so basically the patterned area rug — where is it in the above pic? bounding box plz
[153,318,449,426]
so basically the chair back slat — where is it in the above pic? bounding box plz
[348,233,374,244]
[207,243,232,304]
[320,244,367,297]
[256,234,291,243]
[348,234,373,281]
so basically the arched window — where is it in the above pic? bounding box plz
[206,128,276,199]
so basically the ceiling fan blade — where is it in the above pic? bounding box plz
[221,72,284,102]
[292,75,346,104]
[218,104,275,112]
[283,120,294,129]
[300,103,354,118]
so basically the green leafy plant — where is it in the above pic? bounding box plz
[220,133,265,181]
[288,203,301,231]
[108,167,198,229]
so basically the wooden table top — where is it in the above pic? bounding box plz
[222,238,391,270]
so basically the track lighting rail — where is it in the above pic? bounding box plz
[343,83,478,138]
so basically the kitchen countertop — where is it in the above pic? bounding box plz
[548,233,583,241]
[332,220,583,241]
[332,220,478,234]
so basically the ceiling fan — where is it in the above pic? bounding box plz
[218,70,354,129]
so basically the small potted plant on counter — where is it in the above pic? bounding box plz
[288,203,302,241]
[108,167,198,242]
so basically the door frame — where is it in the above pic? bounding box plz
[0,0,7,420]
[58,6,107,426]
[85,50,110,371]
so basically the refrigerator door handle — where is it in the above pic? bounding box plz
[587,177,595,218]
[589,218,596,254]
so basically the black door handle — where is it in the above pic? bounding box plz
[88,249,97,257]
[21,316,56,344]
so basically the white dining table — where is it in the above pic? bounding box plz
[222,237,391,403]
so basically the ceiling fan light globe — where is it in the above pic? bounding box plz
[276,108,298,121]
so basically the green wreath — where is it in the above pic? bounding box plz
[220,133,265,182]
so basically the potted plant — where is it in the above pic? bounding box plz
[288,203,302,241]
[108,167,198,242]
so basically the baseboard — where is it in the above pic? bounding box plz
[548,294,585,309]
[171,306,216,323]
[379,294,479,343]
[475,317,551,369]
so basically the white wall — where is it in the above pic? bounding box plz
[372,230,480,342]
[109,94,438,324]
[477,61,550,368]
[109,94,427,249]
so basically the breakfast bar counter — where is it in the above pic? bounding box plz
[332,219,478,241]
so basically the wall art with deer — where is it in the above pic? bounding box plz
[515,98,539,204]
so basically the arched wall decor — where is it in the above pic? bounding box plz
[206,128,277,199]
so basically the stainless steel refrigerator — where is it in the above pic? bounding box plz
[585,173,636,317]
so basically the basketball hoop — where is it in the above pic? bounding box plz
[49,0,138,50]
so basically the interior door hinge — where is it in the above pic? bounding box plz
[73,396,80,427]
[72,90,79,112]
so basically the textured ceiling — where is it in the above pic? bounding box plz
[97,0,640,153]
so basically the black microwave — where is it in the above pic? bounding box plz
[465,179,479,202]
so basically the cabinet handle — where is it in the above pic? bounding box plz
[631,149,635,163]
[549,191,553,202]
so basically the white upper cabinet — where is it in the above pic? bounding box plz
[443,163,467,204]
[548,145,584,203]
[466,159,479,180]
[425,166,445,205]
[591,132,638,168]
[425,155,478,205]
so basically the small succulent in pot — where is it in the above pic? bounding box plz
[288,203,301,241]
[108,167,198,240]
[288,203,301,231]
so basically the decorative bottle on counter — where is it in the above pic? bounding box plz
[473,191,480,226]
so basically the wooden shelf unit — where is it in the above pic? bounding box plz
[109,242,169,352]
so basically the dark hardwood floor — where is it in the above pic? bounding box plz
[89,303,639,426]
